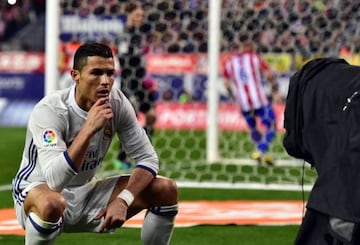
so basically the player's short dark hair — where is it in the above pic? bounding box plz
[73,42,113,71]
[125,2,140,14]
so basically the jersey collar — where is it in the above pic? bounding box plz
[69,85,87,119]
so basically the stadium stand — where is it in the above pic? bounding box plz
[1,0,358,57]
[1,0,359,126]
[56,0,359,56]
[0,0,45,51]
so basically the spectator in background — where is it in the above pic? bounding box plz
[115,1,158,169]
[223,41,282,165]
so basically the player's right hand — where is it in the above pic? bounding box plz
[93,198,128,233]
[86,97,113,134]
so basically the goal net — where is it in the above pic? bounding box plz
[57,0,360,191]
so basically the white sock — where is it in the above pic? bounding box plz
[25,212,63,245]
[141,204,178,245]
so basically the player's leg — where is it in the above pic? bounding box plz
[258,104,276,144]
[21,184,66,244]
[242,110,263,162]
[111,175,178,245]
[139,176,178,245]
[256,104,277,165]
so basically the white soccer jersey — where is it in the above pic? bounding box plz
[224,52,270,111]
[12,85,158,205]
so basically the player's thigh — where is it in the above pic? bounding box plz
[242,110,256,128]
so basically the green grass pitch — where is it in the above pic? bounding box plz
[0,127,306,244]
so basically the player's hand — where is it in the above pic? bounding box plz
[94,198,128,233]
[86,97,113,134]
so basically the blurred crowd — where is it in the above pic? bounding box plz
[1,0,359,57]
[0,0,45,50]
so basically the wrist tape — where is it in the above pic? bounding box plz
[117,189,134,206]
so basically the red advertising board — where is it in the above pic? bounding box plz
[146,53,231,75]
[0,52,45,73]
[151,102,285,132]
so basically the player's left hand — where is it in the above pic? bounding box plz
[93,198,128,233]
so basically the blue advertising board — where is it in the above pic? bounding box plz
[0,73,44,100]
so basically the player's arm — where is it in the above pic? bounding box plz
[260,58,282,103]
[33,97,112,192]
[263,69,282,104]
[223,60,236,101]
[263,69,278,90]
[117,92,159,176]
[66,97,113,169]
[118,126,158,202]
[30,103,77,192]
[117,98,158,196]
[224,77,236,101]
[97,167,155,232]
[97,93,158,232]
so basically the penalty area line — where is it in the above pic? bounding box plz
[0,184,12,192]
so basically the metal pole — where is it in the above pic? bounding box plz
[45,0,60,95]
[206,0,221,163]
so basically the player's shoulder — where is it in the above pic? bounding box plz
[110,87,126,102]
[109,87,134,116]
[34,87,71,114]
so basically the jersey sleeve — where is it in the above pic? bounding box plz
[29,103,77,192]
[223,59,232,79]
[258,54,271,71]
[115,92,159,176]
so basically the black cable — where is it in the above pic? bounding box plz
[301,159,306,219]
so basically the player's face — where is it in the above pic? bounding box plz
[130,8,144,27]
[74,56,115,111]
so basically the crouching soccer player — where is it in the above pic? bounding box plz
[12,42,178,245]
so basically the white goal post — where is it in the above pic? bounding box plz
[206,0,221,164]
[45,0,60,96]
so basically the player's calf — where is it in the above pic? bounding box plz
[141,204,179,245]
[140,177,178,245]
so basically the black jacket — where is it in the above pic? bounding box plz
[284,58,360,222]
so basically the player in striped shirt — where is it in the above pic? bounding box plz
[12,42,178,244]
[223,41,282,165]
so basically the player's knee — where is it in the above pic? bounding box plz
[161,178,178,203]
[152,177,178,204]
[41,194,67,221]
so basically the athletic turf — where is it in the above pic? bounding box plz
[0,127,305,244]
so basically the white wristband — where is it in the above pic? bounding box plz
[117,189,134,207]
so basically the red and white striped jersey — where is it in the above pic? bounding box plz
[224,51,271,111]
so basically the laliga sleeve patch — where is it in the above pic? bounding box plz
[42,129,58,147]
